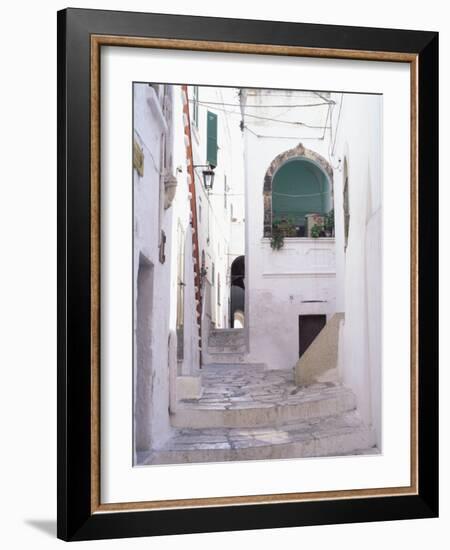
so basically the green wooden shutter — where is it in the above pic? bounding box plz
[206,111,218,167]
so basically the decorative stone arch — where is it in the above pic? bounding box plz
[263,143,334,237]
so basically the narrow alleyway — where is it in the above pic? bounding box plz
[142,364,378,465]
[132,85,383,465]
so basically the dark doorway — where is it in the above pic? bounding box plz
[135,255,154,453]
[298,314,326,358]
[230,255,245,328]
[230,286,245,326]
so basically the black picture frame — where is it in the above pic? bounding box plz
[57,7,438,541]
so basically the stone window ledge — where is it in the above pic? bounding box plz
[261,237,336,244]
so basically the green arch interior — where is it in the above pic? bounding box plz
[272,159,331,228]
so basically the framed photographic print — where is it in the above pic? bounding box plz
[57,8,438,541]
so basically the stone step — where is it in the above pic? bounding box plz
[172,382,356,429]
[208,329,246,348]
[209,333,246,342]
[208,342,247,352]
[207,344,247,354]
[204,362,267,371]
[209,328,245,337]
[143,410,377,465]
[203,353,249,364]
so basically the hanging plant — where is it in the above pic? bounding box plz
[270,232,285,250]
[270,217,297,250]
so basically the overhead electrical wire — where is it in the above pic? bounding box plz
[193,101,330,129]
[189,99,334,108]
[331,93,344,156]
[325,93,344,169]
[245,91,335,102]
[314,91,334,104]
[243,125,326,141]
[322,103,331,140]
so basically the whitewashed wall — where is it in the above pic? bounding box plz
[133,84,174,454]
[242,89,336,370]
[332,92,382,448]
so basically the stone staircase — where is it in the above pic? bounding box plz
[205,328,248,364]
[141,364,377,465]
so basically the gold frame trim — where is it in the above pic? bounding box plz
[90,35,419,514]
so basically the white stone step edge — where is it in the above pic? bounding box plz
[202,362,267,370]
[202,354,248,364]
[207,347,248,354]
[144,425,376,465]
[171,390,357,429]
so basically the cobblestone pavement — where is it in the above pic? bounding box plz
[138,365,378,465]
[179,364,347,411]
[142,409,377,464]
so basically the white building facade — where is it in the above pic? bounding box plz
[240,89,337,371]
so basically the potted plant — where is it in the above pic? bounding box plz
[310,223,322,238]
[324,209,335,237]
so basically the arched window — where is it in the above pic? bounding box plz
[263,143,334,238]
[272,158,331,237]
